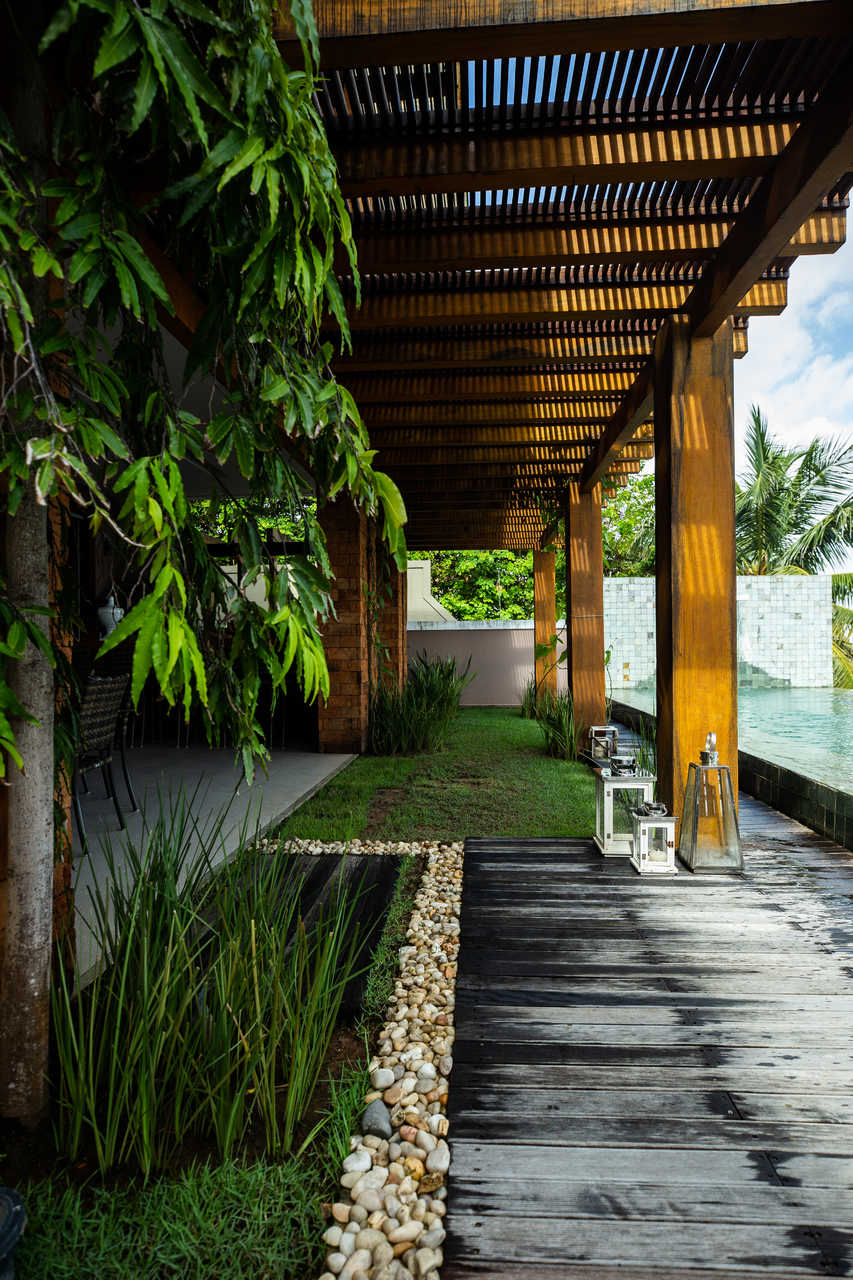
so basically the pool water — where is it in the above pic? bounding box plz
[619,686,853,794]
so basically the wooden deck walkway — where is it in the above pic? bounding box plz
[444,796,853,1279]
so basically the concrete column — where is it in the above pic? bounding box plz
[317,499,369,753]
[533,549,557,700]
[565,484,606,731]
[654,315,738,819]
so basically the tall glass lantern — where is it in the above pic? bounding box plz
[594,757,656,857]
[679,733,743,872]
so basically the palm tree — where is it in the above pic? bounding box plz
[735,405,853,685]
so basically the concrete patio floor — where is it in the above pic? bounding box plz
[72,745,355,972]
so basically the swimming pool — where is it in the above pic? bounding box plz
[619,686,853,794]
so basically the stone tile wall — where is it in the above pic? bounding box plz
[604,575,833,691]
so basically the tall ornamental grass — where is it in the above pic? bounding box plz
[368,652,473,754]
[535,689,584,761]
[52,797,365,1175]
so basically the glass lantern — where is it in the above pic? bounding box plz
[630,802,678,875]
[679,733,743,873]
[588,725,619,762]
[594,757,656,857]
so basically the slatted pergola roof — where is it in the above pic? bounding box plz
[280,1,853,550]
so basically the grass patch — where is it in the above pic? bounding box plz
[281,707,595,843]
[357,855,421,1031]
[17,1062,368,1280]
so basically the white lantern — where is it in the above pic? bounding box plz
[630,802,679,875]
[594,760,656,857]
[588,725,619,762]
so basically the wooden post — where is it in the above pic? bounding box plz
[378,556,407,689]
[317,499,369,753]
[654,315,738,821]
[564,484,606,733]
[533,549,557,701]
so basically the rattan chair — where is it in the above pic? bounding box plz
[72,670,132,850]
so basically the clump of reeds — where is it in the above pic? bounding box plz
[52,795,365,1175]
[534,688,584,761]
[368,651,473,755]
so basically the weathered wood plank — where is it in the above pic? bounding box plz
[449,1113,853,1154]
[443,1213,850,1273]
[449,1141,777,1185]
[454,1063,853,1094]
[449,1178,853,1227]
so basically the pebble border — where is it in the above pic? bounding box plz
[282,838,464,1280]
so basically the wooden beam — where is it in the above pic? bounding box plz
[378,443,654,466]
[366,399,627,429]
[346,369,640,402]
[346,280,784,332]
[654,316,737,820]
[371,426,653,448]
[345,210,845,276]
[277,0,852,71]
[579,364,655,493]
[688,52,853,337]
[339,122,794,199]
[337,326,750,370]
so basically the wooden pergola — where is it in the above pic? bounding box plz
[279,0,853,817]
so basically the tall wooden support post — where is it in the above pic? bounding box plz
[654,316,738,820]
[317,499,369,753]
[533,549,557,702]
[565,484,606,733]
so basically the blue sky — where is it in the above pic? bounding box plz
[733,236,853,468]
[733,234,853,570]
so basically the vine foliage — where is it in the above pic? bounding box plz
[0,0,406,779]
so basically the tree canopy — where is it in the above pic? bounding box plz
[735,405,853,686]
[0,0,406,780]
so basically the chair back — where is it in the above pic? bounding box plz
[78,672,130,765]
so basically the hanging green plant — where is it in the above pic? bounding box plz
[0,0,407,780]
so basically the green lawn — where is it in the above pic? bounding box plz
[281,707,595,842]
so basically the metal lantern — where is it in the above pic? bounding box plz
[679,732,743,873]
[588,725,619,762]
[594,756,656,857]
[630,801,679,875]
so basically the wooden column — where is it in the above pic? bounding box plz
[564,484,606,732]
[533,549,557,700]
[654,315,737,820]
[317,498,369,753]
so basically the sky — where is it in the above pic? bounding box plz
[733,234,853,469]
[732,233,853,570]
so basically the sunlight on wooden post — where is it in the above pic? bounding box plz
[318,499,369,753]
[654,316,738,823]
[565,485,606,734]
[533,550,557,702]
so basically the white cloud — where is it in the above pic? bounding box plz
[734,235,853,463]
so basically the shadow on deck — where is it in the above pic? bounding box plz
[444,796,853,1279]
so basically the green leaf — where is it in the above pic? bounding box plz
[217,134,265,191]
[94,18,139,76]
[130,55,159,133]
[132,605,159,705]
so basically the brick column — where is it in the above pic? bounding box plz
[378,558,407,689]
[317,499,369,753]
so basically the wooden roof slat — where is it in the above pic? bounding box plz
[278,3,853,74]
[343,278,785,330]
[342,209,844,273]
[338,121,795,198]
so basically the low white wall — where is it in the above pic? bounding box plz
[408,620,567,706]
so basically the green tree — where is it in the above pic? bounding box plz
[601,474,656,576]
[0,0,406,1120]
[735,405,853,685]
[1,0,406,782]
[418,549,567,620]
